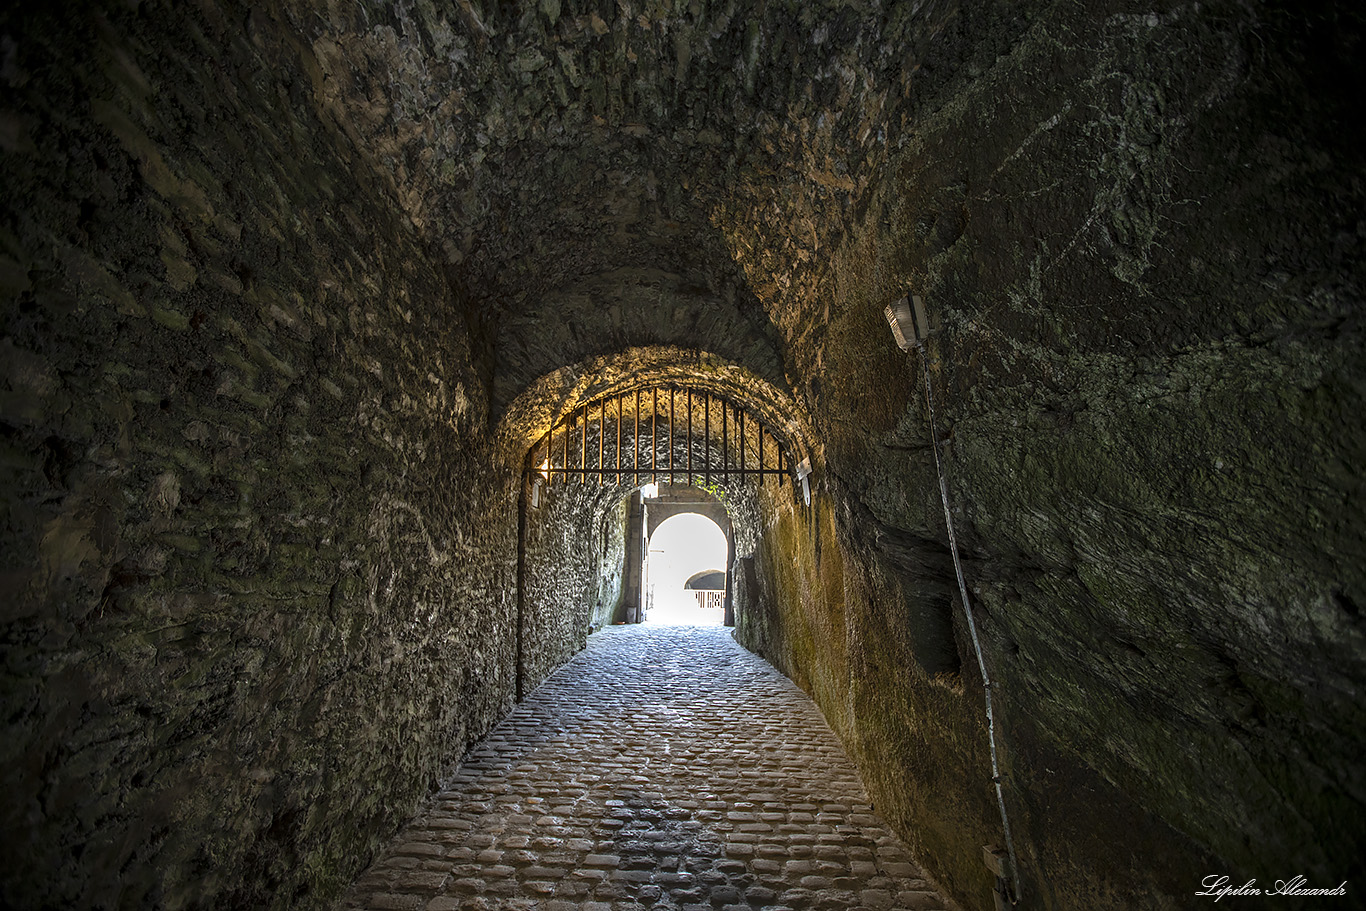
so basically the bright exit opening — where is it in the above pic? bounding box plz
[644,513,728,626]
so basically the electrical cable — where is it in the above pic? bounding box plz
[919,343,1022,905]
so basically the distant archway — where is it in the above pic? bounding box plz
[644,513,728,626]
[686,571,726,590]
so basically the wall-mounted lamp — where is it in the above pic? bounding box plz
[641,482,659,502]
[885,293,934,350]
[530,477,544,508]
[795,457,812,507]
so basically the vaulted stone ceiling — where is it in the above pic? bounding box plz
[276,0,1021,412]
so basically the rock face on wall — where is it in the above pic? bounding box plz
[521,481,627,691]
[734,3,1366,910]
[3,0,1364,910]
[0,4,518,908]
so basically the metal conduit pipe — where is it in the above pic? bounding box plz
[887,295,1022,906]
[921,346,1022,907]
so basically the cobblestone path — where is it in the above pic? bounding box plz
[339,625,954,911]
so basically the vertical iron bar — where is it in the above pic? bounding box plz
[634,389,640,485]
[669,387,675,487]
[563,410,569,485]
[739,408,745,477]
[759,423,765,488]
[598,398,604,485]
[722,397,728,484]
[704,393,711,486]
[617,394,622,485]
[581,403,587,484]
[652,387,658,485]
[687,387,693,485]
[767,428,773,487]
[538,431,549,488]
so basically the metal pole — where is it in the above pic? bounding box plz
[739,408,745,477]
[652,387,658,485]
[704,393,711,486]
[922,352,1022,905]
[617,394,622,485]
[687,387,693,485]
[722,398,728,483]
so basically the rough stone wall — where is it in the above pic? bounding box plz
[738,2,1366,910]
[521,482,627,691]
[733,487,854,738]
[0,4,518,908]
[593,496,630,630]
[736,462,1229,910]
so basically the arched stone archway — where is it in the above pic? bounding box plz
[643,512,729,625]
[621,484,738,626]
[686,571,727,591]
[643,485,731,547]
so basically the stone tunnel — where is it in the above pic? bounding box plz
[1,1,1363,909]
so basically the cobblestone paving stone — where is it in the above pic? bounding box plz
[339,625,955,911]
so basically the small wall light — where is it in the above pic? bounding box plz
[531,477,544,508]
[885,294,934,350]
[641,482,659,501]
[795,457,812,506]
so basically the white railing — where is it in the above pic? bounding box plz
[691,590,724,610]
